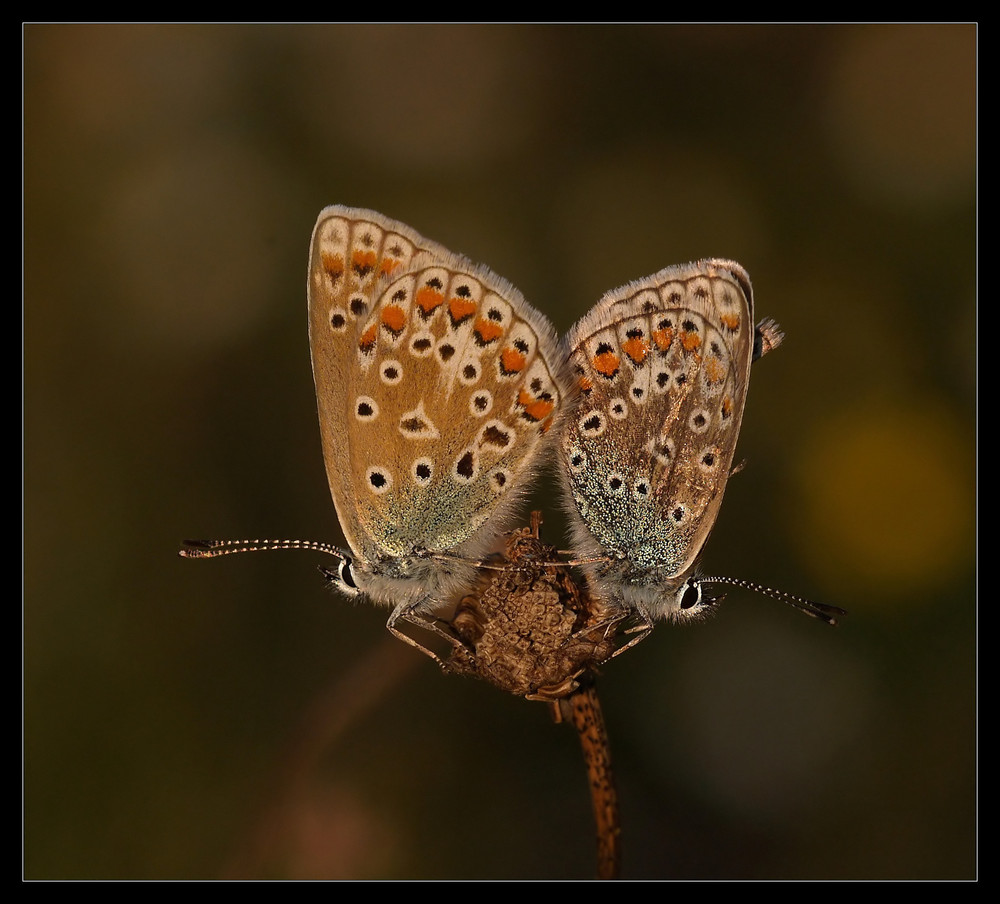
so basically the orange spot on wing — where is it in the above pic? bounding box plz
[351,249,377,276]
[524,398,555,422]
[622,336,650,364]
[720,312,741,330]
[578,375,593,394]
[415,287,444,315]
[381,304,406,334]
[449,297,477,325]
[593,351,620,378]
[721,395,733,418]
[322,252,345,280]
[474,317,504,344]
[501,347,527,374]
[652,327,673,350]
[380,256,401,275]
[704,356,725,383]
[518,389,554,422]
[682,331,702,351]
[359,323,377,353]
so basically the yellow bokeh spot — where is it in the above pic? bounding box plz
[794,400,974,601]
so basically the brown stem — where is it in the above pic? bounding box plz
[560,682,621,879]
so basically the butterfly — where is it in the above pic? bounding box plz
[182,211,841,667]
[182,206,569,658]
[558,260,842,627]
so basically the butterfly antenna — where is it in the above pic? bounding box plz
[699,575,846,626]
[179,538,345,560]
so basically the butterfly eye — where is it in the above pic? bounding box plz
[338,557,359,592]
[678,579,702,610]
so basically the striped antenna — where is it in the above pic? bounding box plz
[179,538,347,560]
[698,575,846,626]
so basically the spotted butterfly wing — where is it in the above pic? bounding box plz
[559,259,758,621]
[309,206,566,618]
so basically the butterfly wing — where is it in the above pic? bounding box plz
[308,208,449,562]
[308,207,566,607]
[559,260,755,620]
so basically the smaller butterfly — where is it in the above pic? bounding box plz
[182,207,569,661]
[558,260,844,628]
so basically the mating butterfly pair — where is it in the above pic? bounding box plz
[182,206,841,662]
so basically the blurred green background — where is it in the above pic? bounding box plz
[24,24,975,880]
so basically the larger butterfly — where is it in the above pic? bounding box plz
[183,207,569,655]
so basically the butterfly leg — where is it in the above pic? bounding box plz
[386,601,466,669]
[603,612,654,660]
